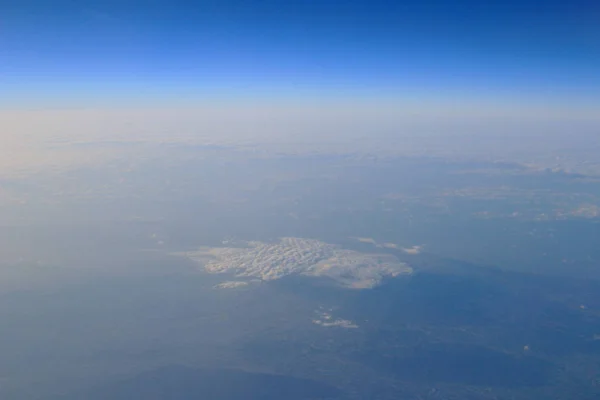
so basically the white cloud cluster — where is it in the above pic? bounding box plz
[184,237,412,289]
[312,310,358,329]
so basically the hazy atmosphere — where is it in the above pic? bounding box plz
[1,1,600,399]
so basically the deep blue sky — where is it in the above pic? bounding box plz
[1,0,599,105]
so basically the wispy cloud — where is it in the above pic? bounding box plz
[402,245,423,255]
[214,281,249,289]
[312,310,358,329]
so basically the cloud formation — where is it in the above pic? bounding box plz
[312,310,358,329]
[213,281,249,289]
[352,237,423,254]
[355,237,377,245]
[402,245,423,255]
[184,237,412,289]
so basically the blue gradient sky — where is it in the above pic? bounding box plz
[2,0,599,106]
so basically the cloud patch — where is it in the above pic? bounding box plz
[402,245,423,255]
[355,237,377,245]
[184,237,412,289]
[213,281,249,289]
[313,310,358,329]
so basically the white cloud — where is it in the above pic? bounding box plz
[354,238,401,250]
[183,237,412,289]
[402,245,423,255]
[312,310,358,329]
[214,281,249,289]
[355,237,377,245]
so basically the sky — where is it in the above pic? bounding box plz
[1,0,599,107]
